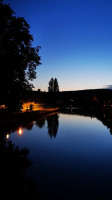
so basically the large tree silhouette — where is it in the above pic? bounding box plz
[48,78,59,92]
[0,1,41,111]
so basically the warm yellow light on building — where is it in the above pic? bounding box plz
[21,102,43,112]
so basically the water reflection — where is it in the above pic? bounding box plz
[46,113,59,138]
[35,115,46,128]
[61,108,112,136]
[23,121,34,130]
[1,111,112,199]
[2,109,112,140]
[3,109,112,139]
[0,133,37,199]
[13,113,59,138]
[18,127,23,135]
[0,112,59,198]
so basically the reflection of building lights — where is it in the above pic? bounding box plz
[18,127,23,135]
[6,134,9,139]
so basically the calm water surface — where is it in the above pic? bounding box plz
[3,112,112,199]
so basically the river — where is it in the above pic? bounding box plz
[1,111,112,199]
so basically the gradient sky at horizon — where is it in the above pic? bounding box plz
[4,0,112,91]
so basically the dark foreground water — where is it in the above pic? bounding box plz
[1,111,112,199]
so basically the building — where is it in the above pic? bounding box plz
[21,102,43,112]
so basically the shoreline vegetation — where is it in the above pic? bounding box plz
[1,88,112,133]
[0,108,59,128]
[1,87,112,133]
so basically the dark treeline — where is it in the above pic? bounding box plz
[22,88,112,109]
[57,89,112,108]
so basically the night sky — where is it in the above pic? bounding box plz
[4,0,112,91]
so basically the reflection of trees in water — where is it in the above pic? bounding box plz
[88,111,112,135]
[22,121,34,130]
[0,121,35,136]
[0,112,60,198]
[1,112,59,140]
[61,108,112,136]
[46,114,59,138]
[35,116,46,128]
[97,113,112,135]
[0,133,37,199]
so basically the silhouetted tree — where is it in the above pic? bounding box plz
[54,78,59,92]
[48,78,54,92]
[0,1,41,111]
[48,78,59,92]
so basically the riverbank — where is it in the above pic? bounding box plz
[0,108,60,127]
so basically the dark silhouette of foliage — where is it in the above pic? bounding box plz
[0,1,41,111]
[48,77,59,92]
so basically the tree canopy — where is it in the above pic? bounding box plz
[0,1,41,110]
[48,78,59,92]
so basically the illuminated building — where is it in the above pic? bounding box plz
[21,102,43,112]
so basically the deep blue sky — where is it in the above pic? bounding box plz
[4,0,112,91]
